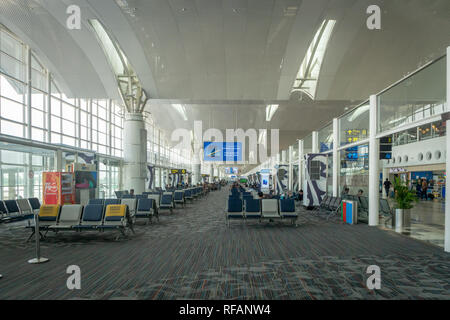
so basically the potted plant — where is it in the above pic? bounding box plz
[392,177,418,230]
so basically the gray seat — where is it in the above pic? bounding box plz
[261,199,280,219]
[48,205,83,230]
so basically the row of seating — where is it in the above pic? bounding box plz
[226,198,298,226]
[317,194,393,223]
[90,191,187,215]
[88,198,159,223]
[27,203,136,241]
[0,198,41,224]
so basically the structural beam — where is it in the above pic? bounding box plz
[368,94,379,226]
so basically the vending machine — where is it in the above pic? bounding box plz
[42,172,75,205]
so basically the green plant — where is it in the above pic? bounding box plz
[392,177,419,209]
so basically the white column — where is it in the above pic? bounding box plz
[445,119,450,252]
[46,72,51,143]
[445,46,450,252]
[26,46,32,140]
[332,118,339,197]
[368,94,380,226]
[288,145,293,192]
[298,139,303,192]
[123,112,147,194]
[312,131,319,153]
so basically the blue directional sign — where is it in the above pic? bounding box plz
[203,142,242,162]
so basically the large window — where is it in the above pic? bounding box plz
[378,56,447,133]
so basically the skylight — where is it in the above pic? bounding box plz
[89,19,147,113]
[266,104,279,122]
[291,19,336,100]
[173,104,188,121]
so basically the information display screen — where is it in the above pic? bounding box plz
[204,142,242,162]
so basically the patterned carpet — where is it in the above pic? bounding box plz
[0,189,449,300]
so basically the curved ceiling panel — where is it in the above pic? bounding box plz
[0,0,117,99]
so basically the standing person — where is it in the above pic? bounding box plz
[298,189,304,202]
[421,179,428,200]
[129,189,135,197]
[383,178,392,198]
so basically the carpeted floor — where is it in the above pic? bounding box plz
[0,188,449,300]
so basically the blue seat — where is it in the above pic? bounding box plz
[88,199,104,205]
[2,200,24,222]
[136,198,157,223]
[160,193,174,213]
[74,204,104,229]
[4,200,20,215]
[28,198,41,213]
[226,198,244,225]
[184,189,193,201]
[104,199,120,207]
[174,191,185,207]
[279,199,298,225]
[0,201,7,215]
[135,194,148,199]
[244,198,261,219]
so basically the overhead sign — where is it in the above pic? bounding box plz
[380,136,393,160]
[203,142,242,162]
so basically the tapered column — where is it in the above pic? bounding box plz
[123,112,147,193]
[312,131,319,153]
[368,95,380,226]
[445,46,450,253]
[332,118,339,197]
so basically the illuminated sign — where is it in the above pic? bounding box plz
[203,142,242,162]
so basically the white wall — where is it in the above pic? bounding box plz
[384,136,446,168]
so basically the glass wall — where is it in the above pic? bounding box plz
[0,24,193,199]
[339,144,369,196]
[339,102,370,147]
[0,142,54,200]
[318,122,333,152]
[378,56,447,133]
[303,133,312,154]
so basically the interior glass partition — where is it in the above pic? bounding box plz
[378,56,447,133]
[303,134,312,154]
[339,144,369,197]
[318,122,333,152]
[339,101,370,147]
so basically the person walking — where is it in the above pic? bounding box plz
[383,178,392,198]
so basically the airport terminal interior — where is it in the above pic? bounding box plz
[0,0,449,300]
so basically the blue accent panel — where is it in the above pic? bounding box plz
[105,216,122,221]
[346,202,353,224]
[39,216,57,221]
